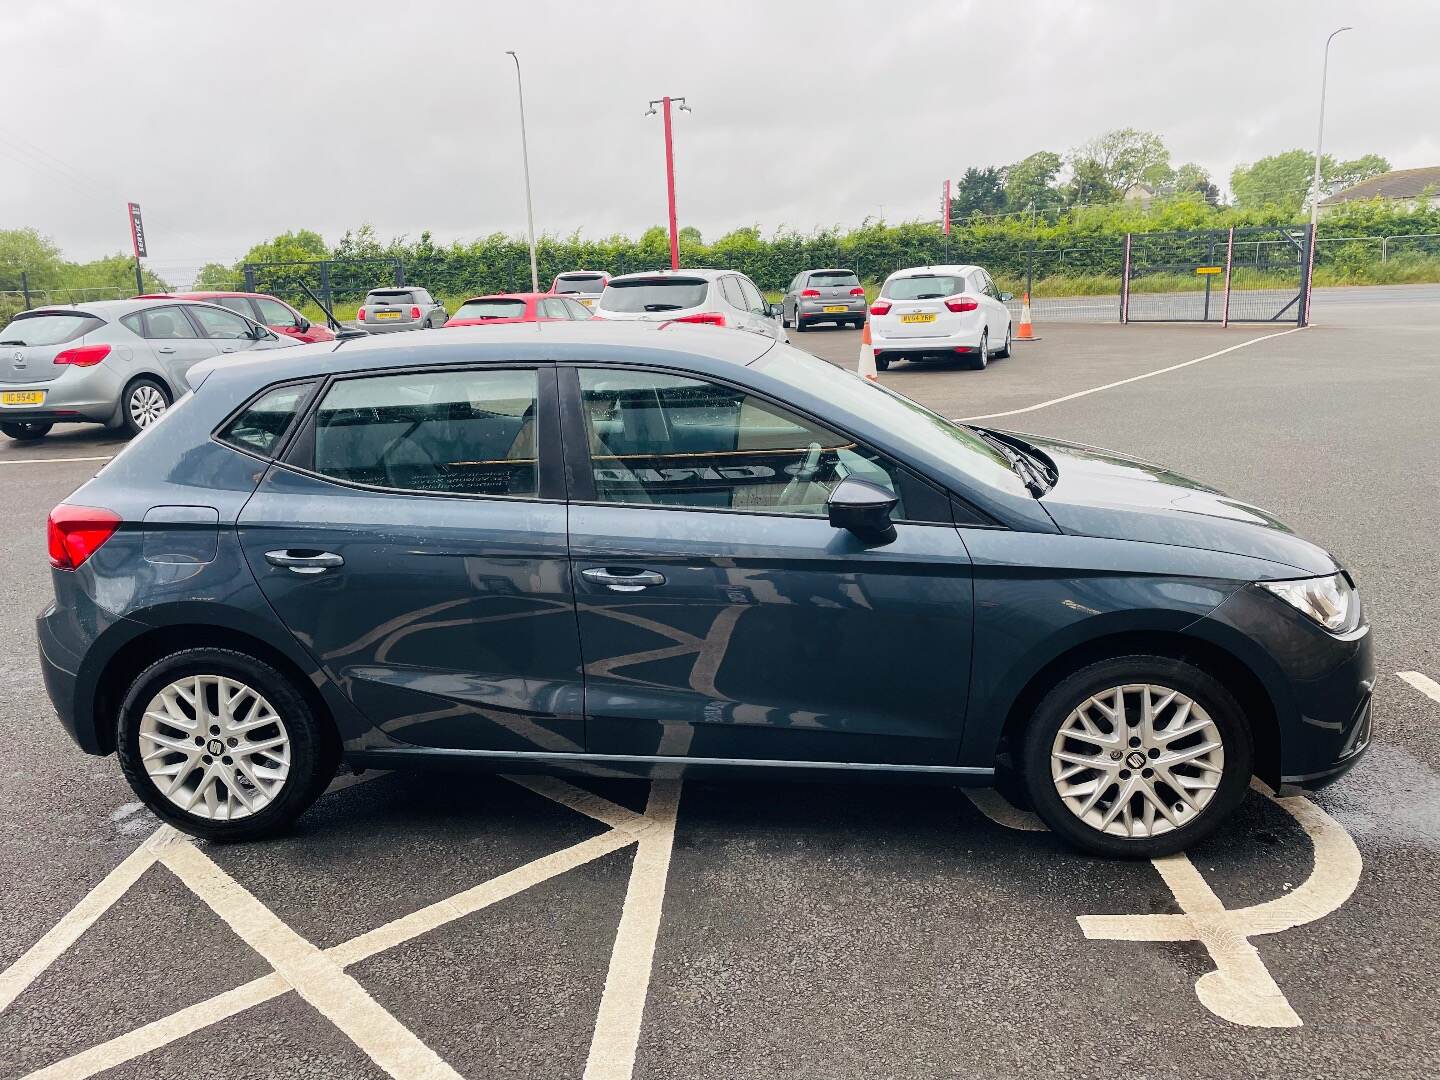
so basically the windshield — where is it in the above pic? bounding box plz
[0,312,104,346]
[553,275,605,294]
[883,274,966,300]
[453,299,527,320]
[601,277,708,313]
[750,345,1024,493]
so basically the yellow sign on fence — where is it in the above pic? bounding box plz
[1195,266,1223,275]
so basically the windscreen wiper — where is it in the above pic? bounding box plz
[971,428,1050,497]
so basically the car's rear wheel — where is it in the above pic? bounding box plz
[122,378,171,437]
[1020,655,1253,858]
[794,315,808,333]
[968,331,989,371]
[1,421,52,442]
[875,353,890,371]
[781,307,791,329]
[116,648,336,840]
[993,323,1013,358]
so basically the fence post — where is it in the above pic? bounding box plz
[1024,239,1033,304]
[1297,223,1316,327]
[1221,226,1235,328]
[243,264,257,293]
[1120,233,1132,324]
[1202,235,1215,322]
[394,260,405,287]
[1381,235,1389,263]
[20,271,31,310]
[319,262,332,316]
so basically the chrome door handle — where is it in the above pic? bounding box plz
[581,567,666,592]
[220,346,237,353]
[265,549,344,575]
[156,346,176,354]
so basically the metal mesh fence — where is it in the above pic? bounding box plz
[1124,227,1307,324]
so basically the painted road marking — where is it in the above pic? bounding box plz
[0,455,113,466]
[5,775,673,1080]
[955,325,1305,422]
[972,780,1361,1028]
[1397,670,1440,705]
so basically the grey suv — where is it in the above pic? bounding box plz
[0,299,293,441]
[356,287,447,332]
[782,268,867,331]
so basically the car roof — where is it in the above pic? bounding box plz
[457,292,547,303]
[606,268,733,283]
[159,291,281,300]
[193,320,774,390]
[16,297,257,319]
[888,264,980,277]
[554,270,608,278]
[804,268,858,275]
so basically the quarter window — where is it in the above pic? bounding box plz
[219,382,315,457]
[577,368,903,516]
[313,368,540,497]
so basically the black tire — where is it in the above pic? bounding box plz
[781,306,792,329]
[1020,655,1254,858]
[793,316,808,333]
[967,331,990,371]
[875,354,890,372]
[120,377,172,438]
[1,421,52,442]
[116,647,337,841]
[993,323,1013,359]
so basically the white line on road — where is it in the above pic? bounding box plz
[0,455,113,466]
[1397,670,1440,705]
[954,325,1306,422]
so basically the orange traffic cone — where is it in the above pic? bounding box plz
[1015,292,1037,341]
[857,320,878,381]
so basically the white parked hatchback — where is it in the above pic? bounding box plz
[595,269,786,341]
[869,264,1013,371]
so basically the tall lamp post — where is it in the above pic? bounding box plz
[645,96,689,270]
[1309,26,1352,230]
[505,50,539,292]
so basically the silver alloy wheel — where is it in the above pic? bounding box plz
[1050,683,1225,839]
[129,384,168,428]
[138,675,291,821]
[978,333,989,366]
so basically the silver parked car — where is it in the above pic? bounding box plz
[355,287,447,332]
[0,298,295,441]
[781,268,868,331]
[595,269,786,341]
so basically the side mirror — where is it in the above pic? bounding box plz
[296,317,311,332]
[826,476,898,544]
[767,302,783,318]
[999,292,1014,302]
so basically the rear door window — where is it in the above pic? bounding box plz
[0,312,104,346]
[601,278,708,313]
[214,296,261,320]
[563,299,592,319]
[737,276,767,315]
[219,381,316,458]
[717,277,745,309]
[189,305,255,339]
[139,307,201,339]
[311,368,541,498]
[539,299,570,320]
[256,297,298,325]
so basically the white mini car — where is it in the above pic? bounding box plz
[869,264,1013,370]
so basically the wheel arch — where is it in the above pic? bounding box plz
[992,629,1281,790]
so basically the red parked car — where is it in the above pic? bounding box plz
[145,292,336,343]
[444,293,593,327]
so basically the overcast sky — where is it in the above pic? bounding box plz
[3,0,1438,284]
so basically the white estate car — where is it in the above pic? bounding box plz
[868,264,1013,371]
[595,269,786,341]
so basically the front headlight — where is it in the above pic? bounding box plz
[1257,572,1361,634]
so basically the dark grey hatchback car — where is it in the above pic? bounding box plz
[37,322,1373,856]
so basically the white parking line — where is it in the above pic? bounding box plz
[954,325,1305,422]
[0,455,113,466]
[1397,670,1440,705]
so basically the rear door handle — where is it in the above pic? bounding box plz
[156,346,176,354]
[581,567,666,592]
[265,549,344,575]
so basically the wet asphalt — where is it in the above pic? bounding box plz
[1,286,1437,1079]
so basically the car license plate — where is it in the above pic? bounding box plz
[375,311,401,321]
[901,313,937,324]
[579,298,594,308]
[1,390,44,406]
[822,305,847,313]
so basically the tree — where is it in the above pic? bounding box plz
[1230,151,1390,212]
[1065,157,1119,206]
[1072,128,1171,194]
[1328,153,1390,192]
[678,225,703,244]
[238,229,328,267]
[1002,152,1064,212]
[1172,162,1220,204]
[949,166,1007,219]
[0,227,65,290]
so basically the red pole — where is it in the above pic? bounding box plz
[662,96,679,270]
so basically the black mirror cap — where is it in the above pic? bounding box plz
[296,317,311,331]
[827,476,898,543]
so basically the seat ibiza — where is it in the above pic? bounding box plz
[36,323,1372,856]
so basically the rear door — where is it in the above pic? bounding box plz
[235,363,584,753]
[186,304,269,360]
[125,306,220,389]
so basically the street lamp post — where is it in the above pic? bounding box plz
[1309,26,1353,230]
[646,96,689,270]
[505,50,539,292]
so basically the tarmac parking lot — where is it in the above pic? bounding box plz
[1,288,1438,1079]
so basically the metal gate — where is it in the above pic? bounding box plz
[242,258,405,316]
[1122,225,1314,325]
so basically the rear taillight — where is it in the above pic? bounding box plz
[53,344,112,367]
[674,312,727,327]
[849,287,866,296]
[945,297,980,313]
[410,306,421,319]
[47,504,121,571]
[357,308,366,321]
[869,301,892,316]
[800,289,821,298]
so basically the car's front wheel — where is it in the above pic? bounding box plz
[1020,656,1253,858]
[1,421,52,442]
[116,648,336,840]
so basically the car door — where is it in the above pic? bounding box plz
[561,364,974,766]
[186,303,273,359]
[121,306,220,390]
[235,363,585,753]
